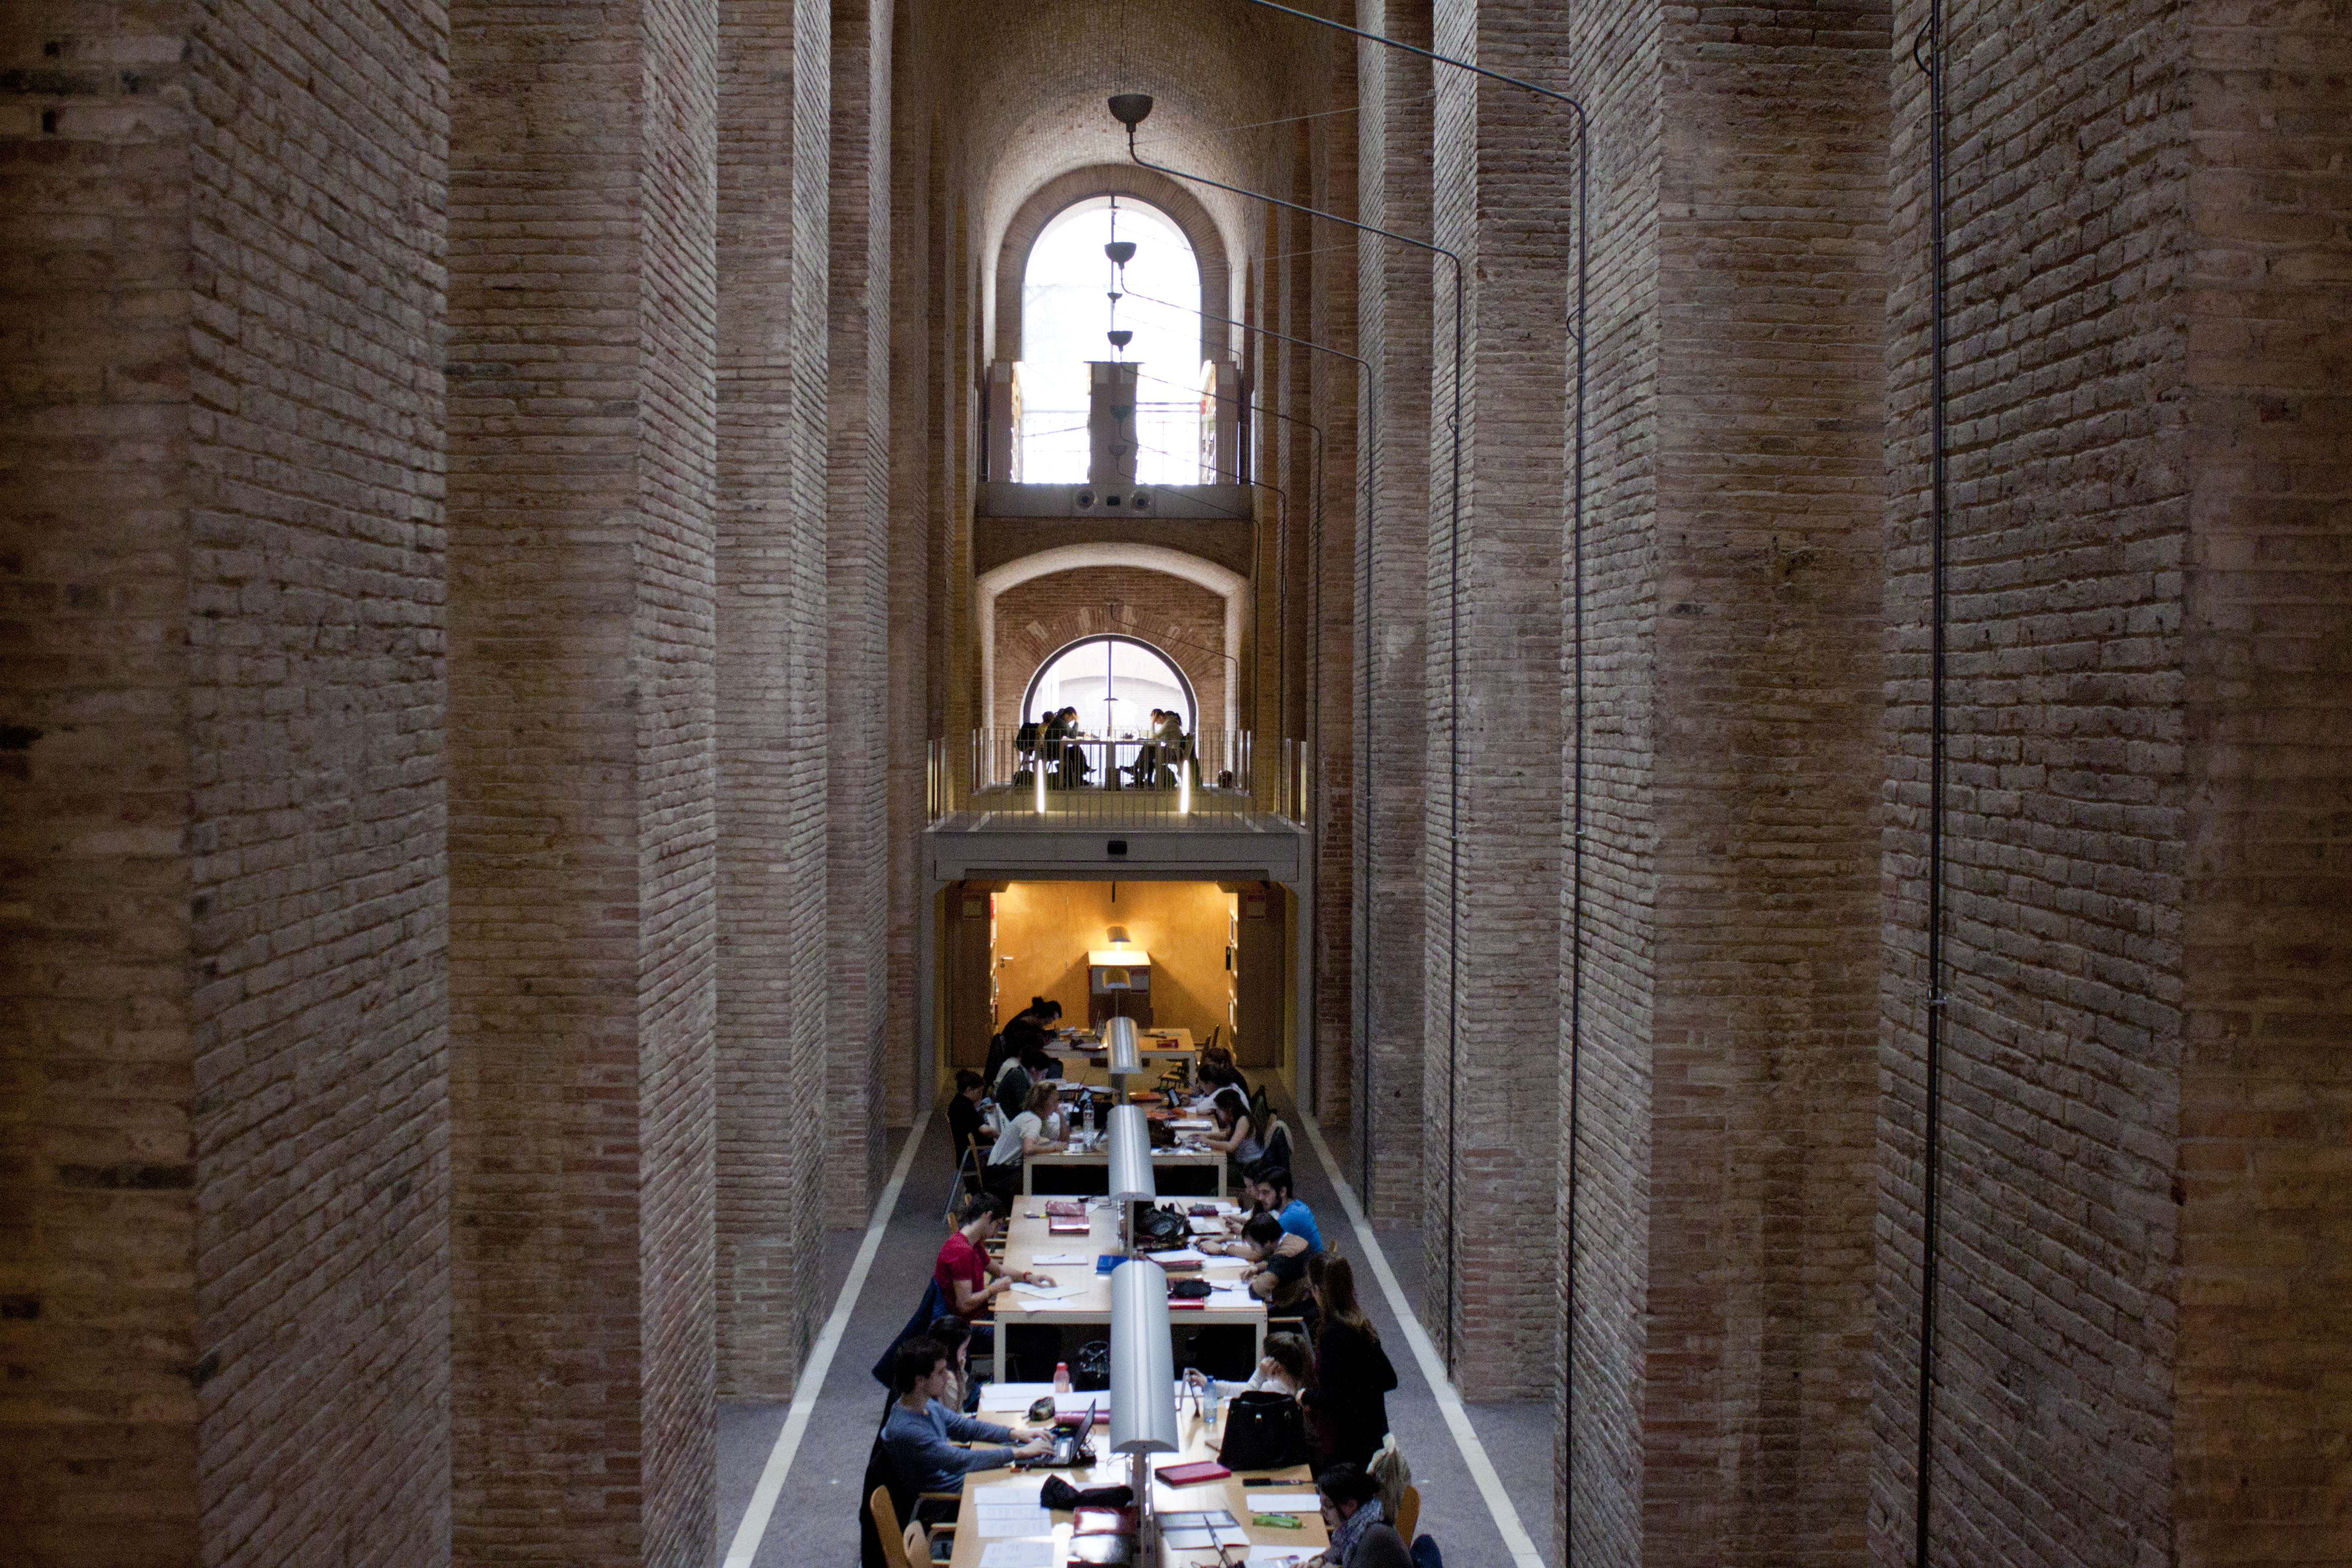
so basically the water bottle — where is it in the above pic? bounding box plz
[1054,1361,1072,1394]
[1082,1095,1096,1139]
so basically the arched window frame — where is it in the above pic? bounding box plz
[1020,633,1200,738]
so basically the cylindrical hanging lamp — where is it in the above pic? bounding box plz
[1108,1259,1179,1456]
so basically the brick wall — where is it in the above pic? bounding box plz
[446,2,718,1563]
[1306,55,1360,1128]
[1641,4,1888,1561]
[1426,0,1567,1402]
[1557,0,1661,1554]
[989,566,1231,745]
[714,0,833,1402]
[827,0,892,1204]
[1353,0,1433,1223]
[2174,5,2352,1564]
[4,2,454,1563]
[1873,2,2193,1563]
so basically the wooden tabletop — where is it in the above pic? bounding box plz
[943,1401,1326,1568]
[986,1202,1266,1381]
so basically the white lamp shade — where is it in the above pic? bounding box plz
[1107,1103,1157,1202]
[1108,1259,1179,1455]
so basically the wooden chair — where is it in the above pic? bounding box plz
[1393,1483,1421,1543]
[870,1484,958,1568]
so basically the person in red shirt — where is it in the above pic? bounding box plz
[934,1192,1049,1321]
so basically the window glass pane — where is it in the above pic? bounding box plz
[1024,636,1196,735]
[1019,198,1202,483]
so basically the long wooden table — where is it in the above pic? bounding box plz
[945,1395,1326,1568]
[985,1201,1265,1383]
[1043,1028,1198,1088]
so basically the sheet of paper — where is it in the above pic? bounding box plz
[1029,1252,1087,1265]
[1009,1281,1082,1300]
[1163,1511,1239,1528]
[974,1481,1046,1504]
[1205,1287,1254,1310]
[1187,1216,1225,1234]
[1145,1247,1207,1265]
[977,1540,1057,1568]
[1245,1550,1315,1567]
[973,1507,1050,1537]
[1243,1493,1320,1512]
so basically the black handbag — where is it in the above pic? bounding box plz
[1217,1389,1311,1471]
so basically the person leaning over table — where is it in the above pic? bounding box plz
[1304,1462,1412,1568]
[1237,1163,1324,1255]
[1202,1210,1310,1306]
[934,1192,1052,1323]
[882,1337,1051,1497]
[983,1079,1068,1199]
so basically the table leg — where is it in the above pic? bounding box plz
[1253,1318,1265,1367]
[1023,1162,1033,1197]
[994,1315,1006,1382]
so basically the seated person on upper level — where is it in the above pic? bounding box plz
[1310,1461,1413,1568]
[882,1337,1049,1496]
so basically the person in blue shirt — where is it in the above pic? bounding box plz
[1244,1164,1323,1254]
[881,1337,1050,1495]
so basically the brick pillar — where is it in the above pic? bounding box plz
[714,0,831,1400]
[1353,0,1431,1221]
[883,44,936,1126]
[1308,59,1361,1126]
[1426,0,1567,1399]
[3,4,453,1565]
[447,1,719,1561]
[2175,9,2352,1560]
[827,0,891,1205]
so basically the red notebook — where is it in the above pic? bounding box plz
[1158,1460,1230,1486]
[1044,1201,1086,1218]
[1048,1215,1092,1234]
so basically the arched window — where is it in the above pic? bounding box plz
[1019,197,1202,484]
[1022,635,1197,737]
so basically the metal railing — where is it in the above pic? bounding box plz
[928,728,1308,827]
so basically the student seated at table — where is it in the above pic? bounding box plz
[882,1337,1051,1496]
[1192,1057,1249,1110]
[928,1315,978,1413]
[1195,1044,1248,1095]
[1185,1330,1311,1401]
[1228,1164,1324,1256]
[947,1070,991,1164]
[935,1192,1045,1322]
[983,1080,1067,1199]
[1302,1256,1396,1470]
[1308,1462,1413,1568]
[1201,1210,1310,1307]
[1203,1091,1263,1170]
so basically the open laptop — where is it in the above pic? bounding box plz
[1042,1398,1099,1469]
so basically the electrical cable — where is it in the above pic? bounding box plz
[1226,0,1592,1446]
[1128,290,1377,1200]
[1117,104,1470,1373]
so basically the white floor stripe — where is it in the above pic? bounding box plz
[722,1120,930,1568]
[1296,1111,1549,1568]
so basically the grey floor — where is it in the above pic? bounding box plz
[714,1092,1560,1567]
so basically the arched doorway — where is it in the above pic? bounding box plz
[1020,633,1197,737]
